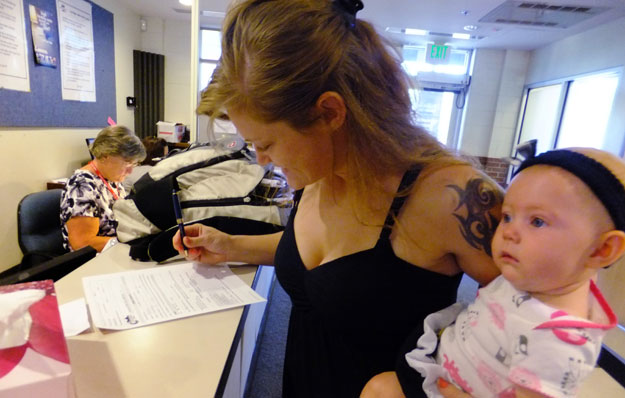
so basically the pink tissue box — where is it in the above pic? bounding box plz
[0,280,72,398]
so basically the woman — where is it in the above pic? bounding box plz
[173,1,502,396]
[60,126,145,252]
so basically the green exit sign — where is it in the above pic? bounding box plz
[426,43,450,65]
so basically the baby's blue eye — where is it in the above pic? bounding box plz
[502,213,511,223]
[531,217,545,227]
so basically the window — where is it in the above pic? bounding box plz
[514,69,621,156]
[402,45,472,148]
[199,29,221,91]
[410,89,455,145]
[516,84,563,156]
[555,71,619,149]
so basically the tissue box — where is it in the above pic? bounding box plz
[156,121,185,143]
[0,280,72,398]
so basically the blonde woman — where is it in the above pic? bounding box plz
[173,1,502,396]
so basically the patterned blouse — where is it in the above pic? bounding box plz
[60,169,126,251]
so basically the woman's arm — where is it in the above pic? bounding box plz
[173,223,283,265]
[66,216,112,252]
[398,164,503,286]
[441,167,503,285]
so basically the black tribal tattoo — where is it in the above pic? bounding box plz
[447,178,501,256]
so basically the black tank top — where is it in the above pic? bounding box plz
[274,167,463,397]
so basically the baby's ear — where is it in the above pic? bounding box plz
[589,230,625,269]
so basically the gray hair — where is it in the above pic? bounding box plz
[90,126,146,162]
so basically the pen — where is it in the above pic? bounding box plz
[172,189,188,257]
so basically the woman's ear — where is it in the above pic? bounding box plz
[315,91,346,131]
[589,230,625,269]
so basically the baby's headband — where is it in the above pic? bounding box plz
[515,149,625,232]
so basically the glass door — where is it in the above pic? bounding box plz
[410,89,459,147]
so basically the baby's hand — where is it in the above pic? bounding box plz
[438,378,472,398]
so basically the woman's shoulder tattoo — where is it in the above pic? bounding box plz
[446,178,503,256]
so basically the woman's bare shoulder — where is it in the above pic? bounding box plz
[413,163,503,202]
[402,162,503,251]
[397,162,503,284]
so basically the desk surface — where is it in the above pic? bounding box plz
[55,243,258,398]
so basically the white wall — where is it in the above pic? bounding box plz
[459,49,505,157]
[458,48,530,158]
[140,17,192,127]
[0,0,141,272]
[487,50,530,158]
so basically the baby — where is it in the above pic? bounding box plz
[363,147,625,398]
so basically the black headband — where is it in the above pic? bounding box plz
[333,0,364,28]
[515,149,625,232]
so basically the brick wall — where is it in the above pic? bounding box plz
[476,157,510,188]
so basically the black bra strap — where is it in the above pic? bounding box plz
[380,167,422,241]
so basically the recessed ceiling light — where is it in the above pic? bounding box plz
[179,0,192,6]
[452,33,471,40]
[463,25,478,31]
[404,28,428,36]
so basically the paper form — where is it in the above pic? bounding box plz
[82,263,265,330]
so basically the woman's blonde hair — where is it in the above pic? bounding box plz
[199,0,461,202]
[90,126,146,163]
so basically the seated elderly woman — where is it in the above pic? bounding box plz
[60,126,146,252]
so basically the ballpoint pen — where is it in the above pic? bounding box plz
[172,189,188,256]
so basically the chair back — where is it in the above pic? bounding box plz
[17,189,66,257]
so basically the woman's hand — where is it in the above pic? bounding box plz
[173,224,231,264]
[437,378,472,398]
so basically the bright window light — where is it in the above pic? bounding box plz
[200,30,221,60]
[556,72,619,149]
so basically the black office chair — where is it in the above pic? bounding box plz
[0,189,98,285]
[17,189,68,269]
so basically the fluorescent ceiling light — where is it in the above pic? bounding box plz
[179,0,192,6]
[452,33,471,39]
[405,28,428,36]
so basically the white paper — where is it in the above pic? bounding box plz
[59,298,90,337]
[0,0,30,92]
[56,0,96,102]
[82,263,266,330]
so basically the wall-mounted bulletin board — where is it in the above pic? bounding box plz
[0,0,115,127]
